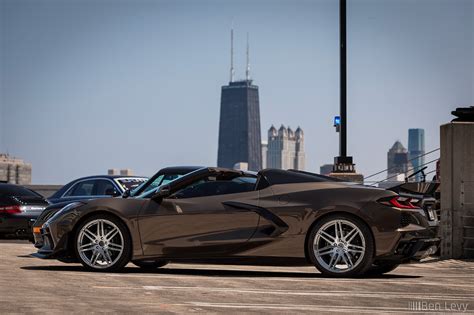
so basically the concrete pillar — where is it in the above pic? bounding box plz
[440,122,474,259]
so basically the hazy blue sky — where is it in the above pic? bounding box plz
[1,0,473,184]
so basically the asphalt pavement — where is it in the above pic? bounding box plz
[0,240,473,314]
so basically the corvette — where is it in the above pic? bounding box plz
[33,167,439,277]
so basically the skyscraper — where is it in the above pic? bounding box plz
[266,125,305,170]
[387,141,413,182]
[408,128,425,181]
[217,30,262,170]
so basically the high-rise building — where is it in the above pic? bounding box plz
[408,128,425,181]
[0,153,32,185]
[387,141,413,182]
[217,30,262,170]
[266,125,305,170]
[261,141,268,169]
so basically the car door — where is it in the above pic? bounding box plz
[138,175,260,258]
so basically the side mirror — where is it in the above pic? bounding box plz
[152,184,171,200]
[122,189,131,198]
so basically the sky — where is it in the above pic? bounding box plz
[1,0,473,184]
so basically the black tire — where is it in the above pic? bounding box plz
[132,260,168,270]
[307,214,375,277]
[74,214,131,272]
[366,262,400,276]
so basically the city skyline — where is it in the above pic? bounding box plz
[1,0,472,183]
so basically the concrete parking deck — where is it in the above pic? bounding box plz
[0,240,473,314]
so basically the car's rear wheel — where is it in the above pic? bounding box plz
[74,214,131,272]
[132,260,168,270]
[308,214,374,277]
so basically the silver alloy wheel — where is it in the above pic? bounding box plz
[313,219,366,273]
[77,219,124,269]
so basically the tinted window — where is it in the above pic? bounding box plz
[64,180,97,197]
[172,176,257,199]
[95,180,118,196]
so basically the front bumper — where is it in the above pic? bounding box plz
[32,222,74,261]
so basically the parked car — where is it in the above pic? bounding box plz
[32,167,439,277]
[47,175,148,204]
[32,167,200,247]
[0,183,48,238]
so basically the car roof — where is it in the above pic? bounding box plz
[68,175,148,181]
[158,166,203,174]
[258,169,341,185]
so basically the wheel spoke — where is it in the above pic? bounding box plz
[341,253,352,268]
[335,221,344,240]
[347,244,365,251]
[108,242,123,251]
[79,243,96,252]
[316,245,334,256]
[105,228,119,241]
[345,251,354,267]
[98,220,105,238]
[83,229,97,242]
[343,227,357,242]
[103,250,113,264]
[319,230,336,244]
[91,251,100,265]
[329,253,341,270]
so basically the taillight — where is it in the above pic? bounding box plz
[380,196,419,209]
[0,205,22,214]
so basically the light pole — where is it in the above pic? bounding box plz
[334,0,355,173]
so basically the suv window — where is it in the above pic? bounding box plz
[64,179,118,197]
[65,180,96,196]
[172,176,257,199]
[95,180,118,196]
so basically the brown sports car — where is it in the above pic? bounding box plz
[32,167,439,277]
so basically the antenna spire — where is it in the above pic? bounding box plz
[246,32,251,81]
[230,27,235,83]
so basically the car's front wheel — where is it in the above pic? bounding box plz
[308,214,374,277]
[74,214,131,272]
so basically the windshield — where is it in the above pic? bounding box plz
[116,177,148,191]
[134,174,185,198]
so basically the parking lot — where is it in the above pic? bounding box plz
[0,240,473,314]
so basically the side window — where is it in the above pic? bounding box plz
[172,176,257,199]
[140,175,164,195]
[161,174,182,185]
[65,180,96,197]
[95,180,118,196]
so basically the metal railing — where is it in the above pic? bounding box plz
[364,148,440,186]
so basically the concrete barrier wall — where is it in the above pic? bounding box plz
[440,122,474,259]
